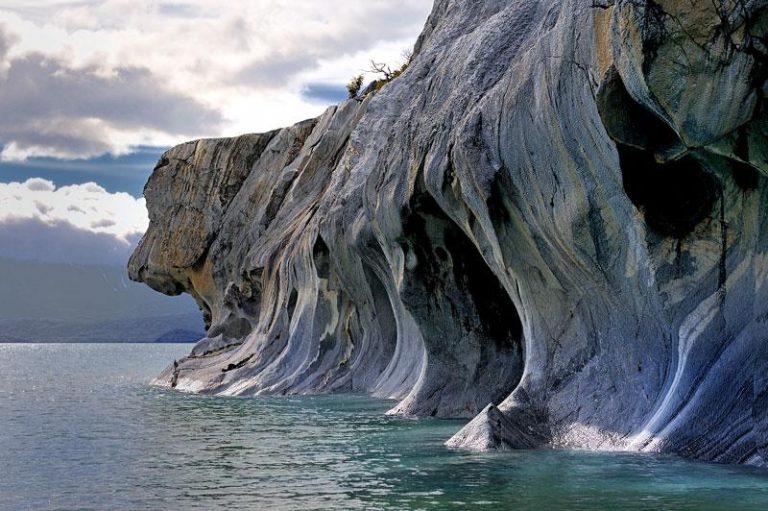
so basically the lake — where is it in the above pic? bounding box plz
[2,343,768,510]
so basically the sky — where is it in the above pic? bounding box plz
[0,0,433,266]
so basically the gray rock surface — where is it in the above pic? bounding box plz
[129,0,768,465]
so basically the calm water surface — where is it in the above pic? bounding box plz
[2,343,768,510]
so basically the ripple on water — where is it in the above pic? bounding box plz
[1,344,768,510]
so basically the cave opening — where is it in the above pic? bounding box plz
[731,160,760,192]
[618,145,717,238]
[398,187,525,415]
[597,67,718,239]
[443,217,523,353]
[313,236,331,279]
[596,66,680,155]
[286,288,299,321]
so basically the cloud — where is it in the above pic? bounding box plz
[0,25,15,60]
[0,51,223,160]
[156,2,202,19]
[91,218,116,228]
[230,2,432,89]
[25,177,55,191]
[34,200,53,215]
[0,178,148,264]
[236,54,319,88]
[0,217,137,266]
[0,145,167,198]
[0,1,432,160]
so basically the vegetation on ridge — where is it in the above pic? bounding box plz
[347,50,414,99]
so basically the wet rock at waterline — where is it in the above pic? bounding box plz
[129,0,768,466]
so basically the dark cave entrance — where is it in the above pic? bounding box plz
[597,67,718,238]
[398,186,524,416]
[617,146,717,238]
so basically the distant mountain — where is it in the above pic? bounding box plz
[0,258,204,343]
[152,329,206,343]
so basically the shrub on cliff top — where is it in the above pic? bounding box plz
[347,50,414,99]
[347,75,364,99]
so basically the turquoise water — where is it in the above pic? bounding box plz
[2,344,768,510]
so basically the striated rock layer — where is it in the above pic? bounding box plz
[129,0,768,465]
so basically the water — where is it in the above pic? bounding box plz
[2,344,768,510]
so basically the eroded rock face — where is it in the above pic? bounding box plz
[129,0,768,465]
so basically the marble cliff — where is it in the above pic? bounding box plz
[129,0,768,465]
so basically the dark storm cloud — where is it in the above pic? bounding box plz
[0,217,138,266]
[0,26,222,159]
[0,54,223,138]
[0,2,432,158]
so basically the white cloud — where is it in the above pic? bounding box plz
[25,177,54,191]
[0,0,432,160]
[0,178,148,241]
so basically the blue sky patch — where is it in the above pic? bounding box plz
[0,146,167,198]
[301,83,349,105]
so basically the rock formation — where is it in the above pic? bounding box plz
[129,0,768,465]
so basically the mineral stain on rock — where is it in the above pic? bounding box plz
[129,0,768,466]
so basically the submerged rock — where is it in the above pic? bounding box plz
[129,0,768,465]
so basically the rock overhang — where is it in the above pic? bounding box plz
[130,0,768,466]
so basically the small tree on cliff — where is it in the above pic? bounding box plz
[347,75,364,99]
[347,49,415,98]
[368,50,414,91]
